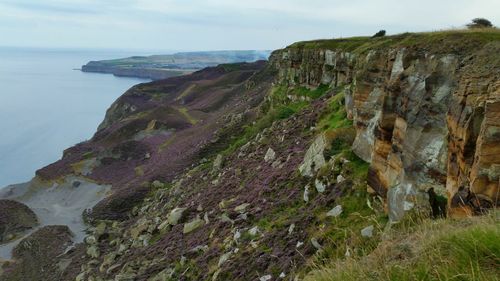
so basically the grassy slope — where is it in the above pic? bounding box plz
[306,211,499,281]
[289,28,500,54]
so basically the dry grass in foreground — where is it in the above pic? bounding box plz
[305,210,500,281]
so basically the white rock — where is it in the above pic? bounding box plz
[296,241,304,248]
[218,252,232,267]
[345,247,351,257]
[260,275,272,281]
[288,224,295,235]
[361,225,374,238]
[303,185,310,202]
[234,203,250,213]
[337,174,345,183]
[403,201,414,211]
[248,226,259,236]
[315,179,326,193]
[264,148,276,162]
[326,205,343,217]
[233,230,241,241]
[279,272,286,278]
[310,238,322,250]
[167,207,186,225]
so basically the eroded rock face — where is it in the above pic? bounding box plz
[0,200,38,244]
[270,41,500,219]
[299,134,328,177]
[446,43,500,216]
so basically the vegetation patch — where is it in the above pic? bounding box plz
[305,211,500,281]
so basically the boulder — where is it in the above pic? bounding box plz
[326,205,343,217]
[183,218,204,234]
[299,134,327,177]
[264,148,276,162]
[167,207,187,226]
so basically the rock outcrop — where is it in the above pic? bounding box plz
[269,32,500,219]
[1,226,74,281]
[0,200,37,244]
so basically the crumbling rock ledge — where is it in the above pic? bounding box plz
[269,33,499,219]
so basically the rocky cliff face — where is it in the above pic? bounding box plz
[269,32,499,220]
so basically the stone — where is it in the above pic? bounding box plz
[94,221,107,238]
[264,148,276,162]
[260,275,272,281]
[87,245,100,258]
[248,226,259,236]
[167,207,186,225]
[150,268,175,281]
[299,134,327,177]
[233,229,241,242]
[99,252,117,273]
[183,218,204,234]
[152,180,163,189]
[218,252,232,267]
[234,203,250,213]
[326,205,343,217]
[130,218,150,239]
[85,235,97,245]
[303,185,310,202]
[288,224,295,235]
[158,220,170,231]
[118,243,129,254]
[336,174,345,183]
[220,213,233,224]
[75,272,86,281]
[213,154,224,172]
[361,225,374,238]
[311,238,322,250]
[315,179,326,193]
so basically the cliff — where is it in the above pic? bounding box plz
[1,30,499,281]
[270,30,500,220]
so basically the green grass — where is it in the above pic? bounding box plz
[220,84,326,156]
[317,91,353,131]
[177,107,198,125]
[292,84,331,99]
[305,211,500,281]
[288,28,500,55]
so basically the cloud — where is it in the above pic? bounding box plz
[0,0,499,50]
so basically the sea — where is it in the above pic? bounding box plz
[0,47,152,188]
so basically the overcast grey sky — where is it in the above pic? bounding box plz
[0,0,499,51]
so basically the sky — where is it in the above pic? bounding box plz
[0,0,499,51]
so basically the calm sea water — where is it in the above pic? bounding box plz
[0,47,151,188]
